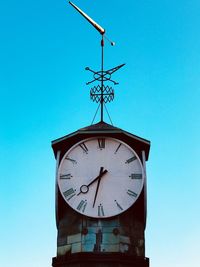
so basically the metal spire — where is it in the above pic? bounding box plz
[69,1,125,122]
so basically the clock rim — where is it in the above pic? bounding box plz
[57,136,145,218]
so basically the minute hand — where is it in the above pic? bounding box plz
[92,168,108,208]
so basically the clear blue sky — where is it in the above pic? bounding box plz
[0,0,200,266]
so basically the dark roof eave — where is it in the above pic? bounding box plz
[51,128,150,146]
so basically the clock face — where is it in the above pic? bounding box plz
[57,137,144,218]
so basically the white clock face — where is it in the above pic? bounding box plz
[57,137,144,218]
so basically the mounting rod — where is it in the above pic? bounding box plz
[69,1,106,121]
[101,36,104,121]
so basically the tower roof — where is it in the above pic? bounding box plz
[52,121,150,160]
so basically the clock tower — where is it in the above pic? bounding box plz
[51,2,150,266]
[52,122,150,266]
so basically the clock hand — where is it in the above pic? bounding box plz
[77,167,108,196]
[92,167,107,208]
[87,167,107,187]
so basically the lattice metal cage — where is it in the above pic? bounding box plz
[90,85,114,103]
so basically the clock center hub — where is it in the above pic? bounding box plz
[79,185,89,194]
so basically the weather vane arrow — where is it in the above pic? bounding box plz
[68,1,125,123]
[69,1,105,35]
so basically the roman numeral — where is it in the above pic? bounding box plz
[79,142,88,154]
[127,189,137,198]
[65,157,77,164]
[77,200,87,213]
[129,173,142,179]
[125,156,137,164]
[60,173,72,179]
[114,143,122,154]
[63,188,76,201]
[98,204,105,216]
[98,138,105,149]
[115,200,123,211]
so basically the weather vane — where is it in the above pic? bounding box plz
[69,1,125,122]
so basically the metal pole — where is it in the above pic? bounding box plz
[101,35,104,122]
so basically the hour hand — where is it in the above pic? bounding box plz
[77,167,108,196]
[87,168,107,187]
